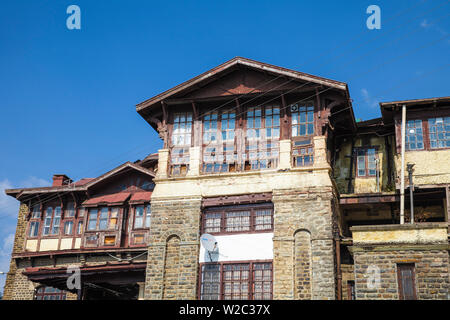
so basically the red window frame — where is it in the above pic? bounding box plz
[34,286,67,300]
[355,147,378,178]
[201,203,273,235]
[199,261,273,300]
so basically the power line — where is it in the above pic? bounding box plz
[0,1,448,218]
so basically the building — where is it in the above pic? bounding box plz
[3,57,449,300]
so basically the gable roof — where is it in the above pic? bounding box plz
[5,162,155,199]
[136,56,348,114]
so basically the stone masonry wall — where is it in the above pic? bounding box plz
[353,248,449,300]
[3,203,29,300]
[272,187,337,300]
[144,197,202,300]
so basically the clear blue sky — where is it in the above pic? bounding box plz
[0,0,449,292]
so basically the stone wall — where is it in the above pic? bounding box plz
[341,264,355,300]
[272,187,337,300]
[351,223,449,300]
[144,197,201,300]
[3,203,28,299]
[353,248,449,300]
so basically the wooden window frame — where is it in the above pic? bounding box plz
[355,146,379,178]
[244,105,280,171]
[34,286,67,300]
[169,112,193,177]
[397,263,417,300]
[292,138,314,167]
[41,206,62,237]
[86,206,120,232]
[198,260,273,300]
[202,110,238,174]
[290,101,315,138]
[132,204,151,230]
[394,109,450,152]
[428,116,450,149]
[201,203,274,235]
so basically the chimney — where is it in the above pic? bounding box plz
[52,174,73,187]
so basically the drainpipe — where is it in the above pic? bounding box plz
[400,104,406,224]
[407,163,415,224]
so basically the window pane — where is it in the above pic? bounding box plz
[225,211,250,232]
[43,207,53,236]
[429,117,450,149]
[406,120,423,150]
[98,207,108,230]
[77,221,83,235]
[87,209,98,231]
[66,202,75,217]
[64,221,73,235]
[32,205,41,219]
[134,206,144,228]
[145,205,151,228]
[51,207,61,235]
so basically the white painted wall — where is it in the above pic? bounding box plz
[199,232,273,263]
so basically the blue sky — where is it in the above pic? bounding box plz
[0,0,449,293]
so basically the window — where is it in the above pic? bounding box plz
[170,112,193,176]
[77,221,83,235]
[356,148,377,177]
[203,113,219,143]
[43,207,53,236]
[134,206,144,228]
[134,205,151,229]
[293,139,314,167]
[200,262,272,300]
[428,117,450,149]
[406,120,424,150]
[291,103,314,137]
[87,209,98,231]
[63,221,73,235]
[221,111,236,141]
[225,211,250,232]
[170,147,190,176]
[98,207,109,230]
[246,107,262,139]
[145,204,151,228]
[254,209,272,231]
[202,111,237,174]
[87,207,120,231]
[264,105,280,139]
[202,204,273,234]
[397,264,417,300]
[200,264,221,300]
[31,205,41,218]
[35,286,67,300]
[172,112,192,146]
[65,202,75,217]
[42,206,61,236]
[51,207,61,235]
[245,106,280,171]
[28,221,40,237]
[109,207,119,229]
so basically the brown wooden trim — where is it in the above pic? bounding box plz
[202,193,272,207]
[198,259,273,300]
[201,203,274,236]
[354,146,380,179]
